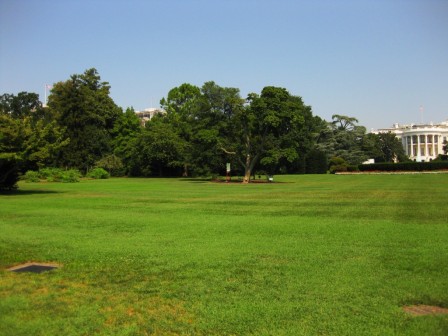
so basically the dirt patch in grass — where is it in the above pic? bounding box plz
[403,305,448,316]
[8,262,61,273]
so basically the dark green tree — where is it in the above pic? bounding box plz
[221,87,312,182]
[48,68,121,172]
[160,83,202,176]
[305,149,328,174]
[319,114,369,165]
[0,92,43,121]
[365,132,407,162]
[129,117,185,177]
[111,107,142,175]
[159,81,244,177]
[0,93,68,172]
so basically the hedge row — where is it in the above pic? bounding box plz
[359,161,448,172]
[23,167,110,183]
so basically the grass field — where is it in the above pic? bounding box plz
[1,174,447,335]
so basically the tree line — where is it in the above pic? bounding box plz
[1,68,408,187]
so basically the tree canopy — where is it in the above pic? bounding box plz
[1,69,413,181]
[48,68,121,172]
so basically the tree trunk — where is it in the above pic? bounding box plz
[182,164,188,177]
[242,152,251,183]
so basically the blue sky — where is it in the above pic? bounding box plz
[1,0,447,130]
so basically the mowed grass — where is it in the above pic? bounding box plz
[0,174,447,335]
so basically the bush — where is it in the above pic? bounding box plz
[329,157,349,174]
[359,161,448,172]
[0,154,19,190]
[87,167,110,179]
[39,167,65,181]
[29,167,82,183]
[24,170,40,182]
[61,169,82,183]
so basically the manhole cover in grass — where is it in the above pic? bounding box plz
[8,262,60,274]
[403,305,448,316]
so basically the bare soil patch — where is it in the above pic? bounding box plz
[403,305,448,316]
[8,262,61,273]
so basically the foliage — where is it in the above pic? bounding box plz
[38,167,64,180]
[317,115,369,166]
[36,167,81,182]
[87,167,110,179]
[364,132,408,163]
[0,153,19,190]
[110,107,142,175]
[305,149,328,174]
[3,77,419,179]
[95,154,123,176]
[220,86,317,182]
[48,68,121,172]
[23,170,40,182]
[0,92,43,120]
[0,93,69,173]
[359,161,448,172]
[129,118,186,176]
[1,176,447,335]
[328,156,349,173]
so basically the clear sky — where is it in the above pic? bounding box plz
[1,0,447,130]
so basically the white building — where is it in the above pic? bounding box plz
[135,108,166,126]
[374,121,448,162]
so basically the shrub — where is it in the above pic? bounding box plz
[61,169,82,183]
[87,167,110,179]
[39,167,65,181]
[0,154,19,190]
[359,161,448,172]
[24,170,40,182]
[329,157,349,174]
[34,167,81,183]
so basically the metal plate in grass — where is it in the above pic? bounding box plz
[8,262,60,273]
[403,305,448,316]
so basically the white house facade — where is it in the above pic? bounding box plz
[135,108,166,125]
[374,121,448,162]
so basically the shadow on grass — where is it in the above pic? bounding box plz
[0,189,62,196]
[178,178,212,183]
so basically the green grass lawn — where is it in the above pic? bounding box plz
[1,175,447,335]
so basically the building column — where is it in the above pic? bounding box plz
[417,134,421,159]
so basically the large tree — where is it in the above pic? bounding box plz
[159,81,244,177]
[364,132,407,163]
[221,86,312,183]
[129,116,185,177]
[0,92,68,171]
[0,92,43,121]
[48,68,121,172]
[110,107,142,175]
[160,83,202,176]
[316,114,369,165]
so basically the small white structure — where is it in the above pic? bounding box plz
[373,120,448,162]
[135,108,166,125]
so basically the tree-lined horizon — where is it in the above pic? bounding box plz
[1,68,408,183]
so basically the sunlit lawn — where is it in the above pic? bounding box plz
[1,174,447,335]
